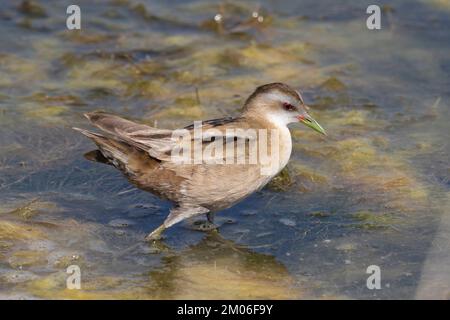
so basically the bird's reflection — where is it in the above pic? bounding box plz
[144,231,303,299]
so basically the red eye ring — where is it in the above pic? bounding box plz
[283,102,295,111]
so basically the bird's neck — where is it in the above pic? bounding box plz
[243,112,293,176]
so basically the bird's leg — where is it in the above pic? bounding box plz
[144,205,209,241]
[144,224,166,242]
[206,212,215,224]
[191,212,217,232]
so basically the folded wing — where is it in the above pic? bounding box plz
[81,111,257,164]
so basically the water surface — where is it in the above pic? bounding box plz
[0,0,449,299]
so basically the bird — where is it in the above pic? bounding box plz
[73,83,326,241]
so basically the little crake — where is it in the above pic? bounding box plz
[74,83,325,241]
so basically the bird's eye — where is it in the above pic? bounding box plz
[283,102,296,111]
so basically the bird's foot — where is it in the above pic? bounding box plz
[144,240,170,253]
[189,220,218,232]
[144,233,162,242]
[144,224,166,242]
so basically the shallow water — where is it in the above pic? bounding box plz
[0,0,449,299]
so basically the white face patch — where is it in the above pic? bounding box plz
[260,91,300,126]
[266,111,296,127]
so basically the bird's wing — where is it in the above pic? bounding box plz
[84,112,257,163]
[169,117,259,166]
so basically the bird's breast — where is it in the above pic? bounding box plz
[278,126,292,171]
[261,125,292,177]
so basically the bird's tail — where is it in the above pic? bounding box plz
[73,127,133,171]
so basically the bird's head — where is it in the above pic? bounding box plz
[243,83,326,135]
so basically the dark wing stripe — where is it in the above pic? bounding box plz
[183,117,240,130]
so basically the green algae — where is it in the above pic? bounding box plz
[348,211,399,230]
[52,254,84,269]
[290,162,330,192]
[65,60,125,92]
[125,78,169,99]
[0,0,448,300]
[17,0,47,18]
[320,77,347,92]
[24,105,69,123]
[266,168,293,192]
[8,250,48,269]
[1,198,62,219]
[0,220,46,241]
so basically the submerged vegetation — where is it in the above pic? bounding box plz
[0,0,449,299]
